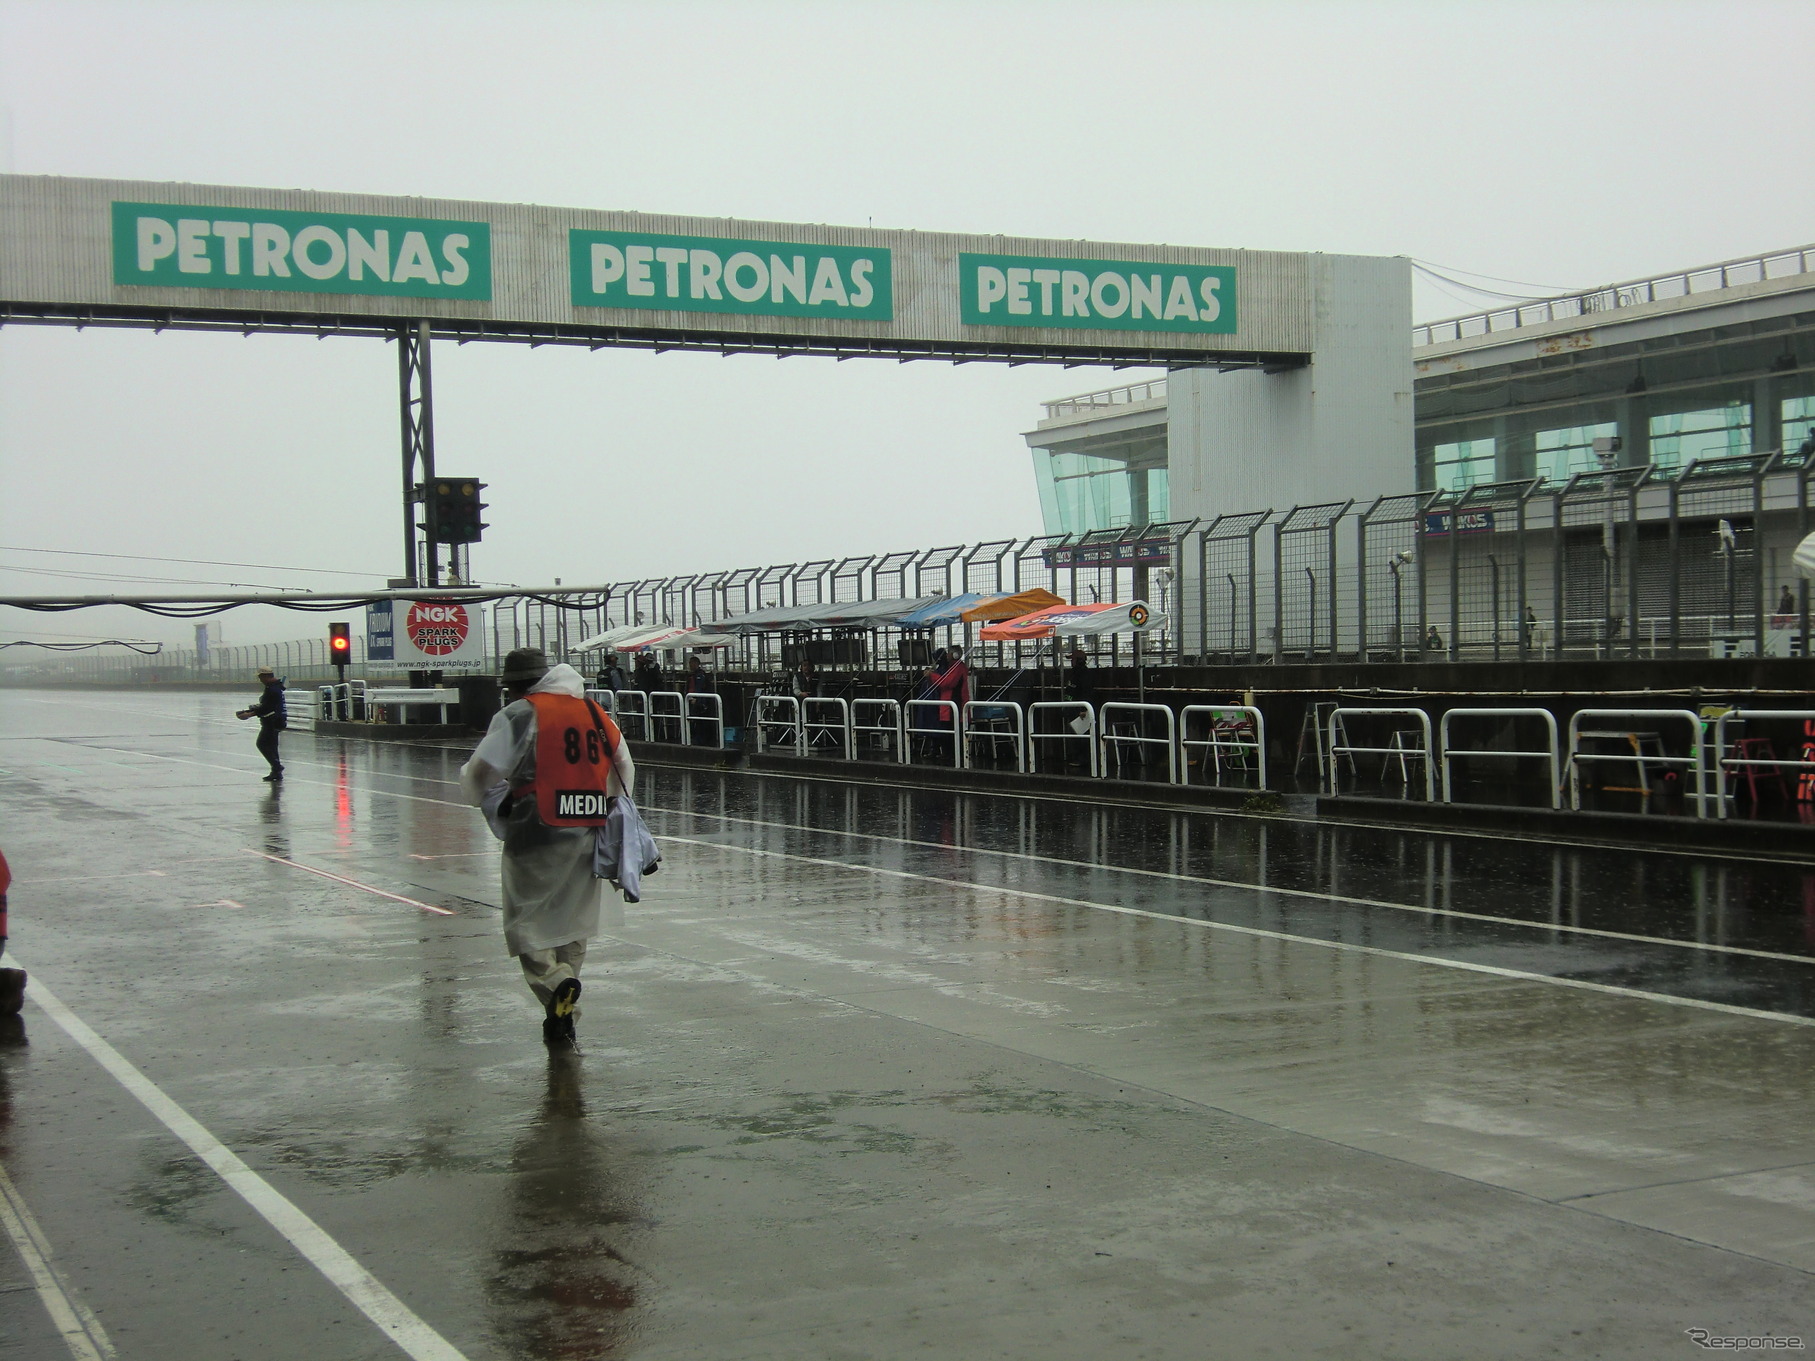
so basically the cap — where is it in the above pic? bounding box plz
[256,667,275,677]
[500,647,549,686]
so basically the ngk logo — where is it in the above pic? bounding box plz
[404,602,470,656]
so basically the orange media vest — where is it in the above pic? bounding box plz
[520,693,623,827]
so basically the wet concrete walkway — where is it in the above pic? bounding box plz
[0,688,1810,1359]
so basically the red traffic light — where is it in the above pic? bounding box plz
[328,622,352,658]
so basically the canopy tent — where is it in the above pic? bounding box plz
[714,594,952,633]
[654,628,737,650]
[893,594,989,628]
[958,587,1065,623]
[608,624,698,652]
[573,620,666,652]
[1052,601,1167,637]
[978,602,1121,641]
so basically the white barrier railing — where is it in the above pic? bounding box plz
[615,689,649,742]
[686,692,725,750]
[1439,708,1560,808]
[1566,709,1707,816]
[754,694,804,756]
[1180,704,1266,789]
[1329,707,1435,802]
[1712,709,1815,818]
[1029,701,1097,777]
[583,688,618,718]
[283,687,317,732]
[804,696,853,760]
[905,697,961,768]
[1099,702,1178,784]
[648,690,687,744]
[853,698,905,763]
[962,700,1025,772]
[364,687,460,723]
[329,679,368,721]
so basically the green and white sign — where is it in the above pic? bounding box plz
[570,229,891,320]
[959,251,1236,333]
[111,201,492,300]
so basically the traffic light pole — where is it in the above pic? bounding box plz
[398,321,437,587]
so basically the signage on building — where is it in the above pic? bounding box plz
[960,252,1236,333]
[1043,538,1174,568]
[570,229,891,319]
[112,202,491,300]
[364,599,485,671]
[1423,510,1497,536]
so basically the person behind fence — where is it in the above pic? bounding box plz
[685,654,718,746]
[1775,585,1797,626]
[235,666,286,782]
[631,650,662,694]
[1425,625,1442,653]
[459,647,635,1050]
[596,651,628,694]
[791,655,818,701]
[1065,646,1095,704]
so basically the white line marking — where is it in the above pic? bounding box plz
[13,965,471,1361]
[23,732,1815,1020]
[656,834,1815,1030]
[243,851,455,915]
[0,1161,116,1361]
[191,899,245,910]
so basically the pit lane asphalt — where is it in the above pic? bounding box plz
[0,689,1810,1359]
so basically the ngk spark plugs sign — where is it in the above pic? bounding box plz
[365,600,487,672]
[960,252,1236,334]
[570,229,892,320]
[111,202,492,300]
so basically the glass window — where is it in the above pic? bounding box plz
[1032,449,1136,535]
[1534,421,1618,486]
[1430,438,1494,493]
[1649,402,1750,473]
[1785,396,1815,461]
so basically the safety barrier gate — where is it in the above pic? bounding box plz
[962,700,1026,772]
[1180,705,1266,789]
[685,693,725,750]
[1099,702,1178,784]
[754,694,803,756]
[1566,709,1708,816]
[904,698,961,768]
[582,688,618,717]
[1329,707,1435,802]
[1439,708,1560,808]
[1028,701,1097,777]
[648,691,687,744]
[853,698,905,763]
[615,689,649,742]
[1712,709,1815,818]
[803,697,853,760]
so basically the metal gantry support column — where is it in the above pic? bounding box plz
[398,320,437,587]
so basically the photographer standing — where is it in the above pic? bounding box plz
[236,667,286,783]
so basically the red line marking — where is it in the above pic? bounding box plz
[242,851,456,915]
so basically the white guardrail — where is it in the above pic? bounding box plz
[1180,704,1266,790]
[1329,707,1435,802]
[962,700,1025,773]
[1439,708,1560,809]
[853,698,905,763]
[1567,708,1708,817]
[1029,701,1097,777]
[1712,709,1815,819]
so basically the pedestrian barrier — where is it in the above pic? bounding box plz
[1566,709,1708,816]
[686,692,725,750]
[804,696,854,760]
[853,698,906,763]
[754,694,804,756]
[1029,701,1097,777]
[648,691,686,744]
[1712,709,1815,818]
[1329,707,1434,801]
[962,700,1025,772]
[1099,702,1178,784]
[904,698,961,768]
[1439,708,1561,808]
[615,689,650,742]
[583,688,618,718]
[364,687,460,723]
[1180,704,1267,789]
[329,679,368,720]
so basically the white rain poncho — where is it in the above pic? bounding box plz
[459,663,636,955]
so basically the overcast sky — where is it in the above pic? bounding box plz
[3,0,1813,647]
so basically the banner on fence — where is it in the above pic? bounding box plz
[1043,538,1173,569]
[365,600,486,672]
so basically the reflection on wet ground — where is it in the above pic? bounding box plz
[637,766,1815,1018]
[3,689,1814,1360]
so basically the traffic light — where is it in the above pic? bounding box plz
[428,477,487,545]
[328,622,352,664]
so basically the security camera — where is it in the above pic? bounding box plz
[1392,549,1415,564]
[1716,519,1737,549]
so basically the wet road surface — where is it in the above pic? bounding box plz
[1,688,1811,1359]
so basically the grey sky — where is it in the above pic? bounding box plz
[3,0,1812,646]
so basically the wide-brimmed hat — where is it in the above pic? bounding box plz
[500,647,549,686]
[256,667,275,677]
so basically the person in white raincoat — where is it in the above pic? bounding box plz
[460,648,634,1048]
